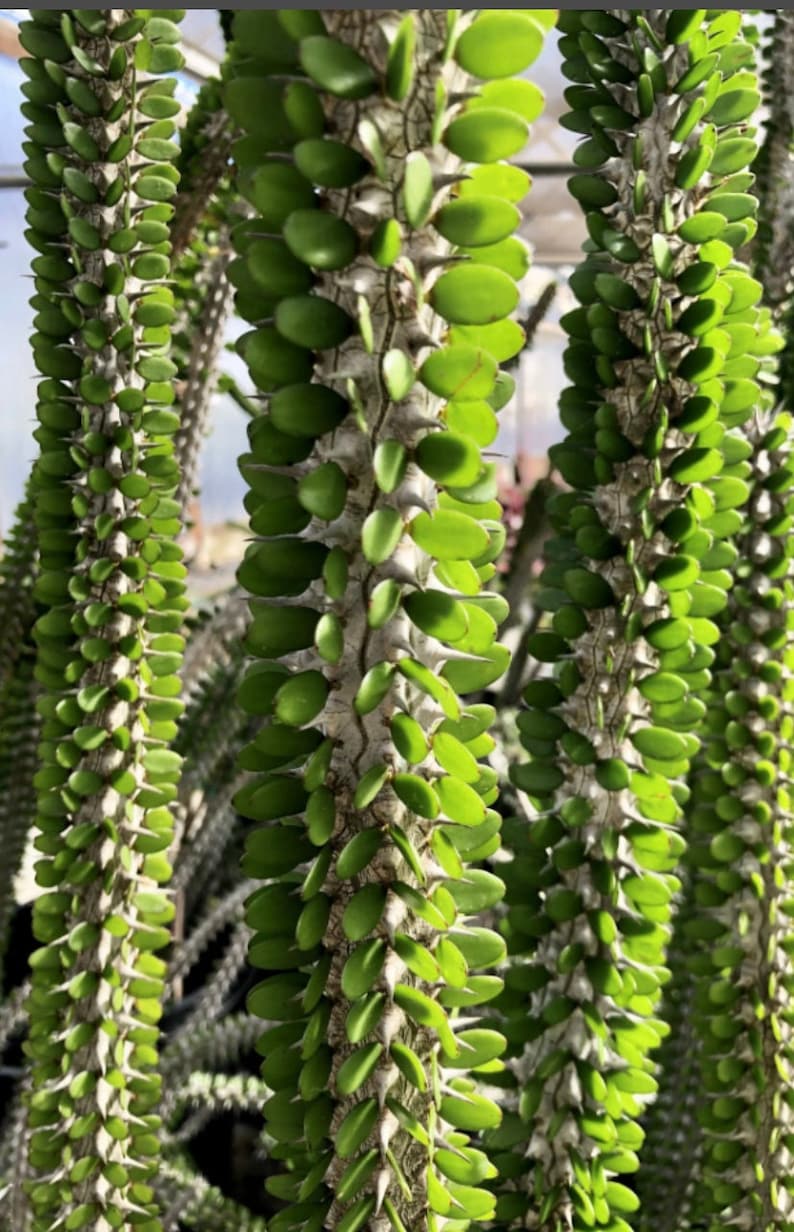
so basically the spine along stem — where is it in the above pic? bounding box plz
[225,9,552,1231]
[495,10,769,1231]
[19,10,188,1230]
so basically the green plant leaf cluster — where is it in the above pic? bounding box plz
[167,77,238,515]
[171,222,235,509]
[19,10,189,1229]
[633,863,703,1232]
[6,9,794,1232]
[497,11,774,1230]
[225,8,548,1229]
[170,76,236,262]
[0,488,40,985]
[752,12,794,316]
[683,401,794,1228]
[752,12,794,440]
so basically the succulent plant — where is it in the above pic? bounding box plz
[0,593,269,1232]
[678,18,793,1222]
[753,11,794,316]
[640,310,784,1232]
[0,486,40,985]
[224,8,552,1229]
[753,10,794,440]
[170,76,236,264]
[685,404,794,1231]
[497,11,772,1230]
[168,79,241,516]
[18,10,189,1228]
[172,231,235,512]
[634,865,703,1232]
[5,9,794,1232]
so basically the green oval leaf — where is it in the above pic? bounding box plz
[436,776,487,826]
[455,12,543,79]
[431,263,519,326]
[382,349,415,401]
[373,440,408,493]
[386,14,416,102]
[337,830,383,880]
[283,209,357,271]
[294,137,369,188]
[393,773,440,820]
[420,345,497,400]
[337,1043,383,1096]
[403,590,469,642]
[410,510,489,561]
[298,462,348,520]
[415,431,482,486]
[435,195,520,247]
[275,294,353,350]
[274,671,329,727]
[270,383,348,438]
[403,151,434,228]
[445,107,529,163]
[391,713,429,763]
[362,507,403,564]
[299,36,377,100]
[342,884,387,941]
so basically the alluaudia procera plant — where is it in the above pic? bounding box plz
[225,8,551,1231]
[7,8,794,1232]
[679,29,794,1225]
[634,293,783,1232]
[687,405,794,1232]
[495,10,770,1231]
[18,10,188,1230]
[0,483,39,986]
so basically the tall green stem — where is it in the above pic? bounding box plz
[498,11,767,1230]
[225,8,551,1229]
[19,11,187,1229]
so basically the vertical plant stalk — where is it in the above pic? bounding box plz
[0,666,39,987]
[1,57,235,980]
[226,8,550,1230]
[503,279,557,374]
[499,10,767,1230]
[0,1078,33,1232]
[677,11,790,1225]
[686,404,794,1231]
[753,11,794,314]
[0,487,40,983]
[499,475,553,640]
[173,239,234,510]
[170,81,235,263]
[634,867,703,1232]
[19,11,187,1230]
[0,487,38,702]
